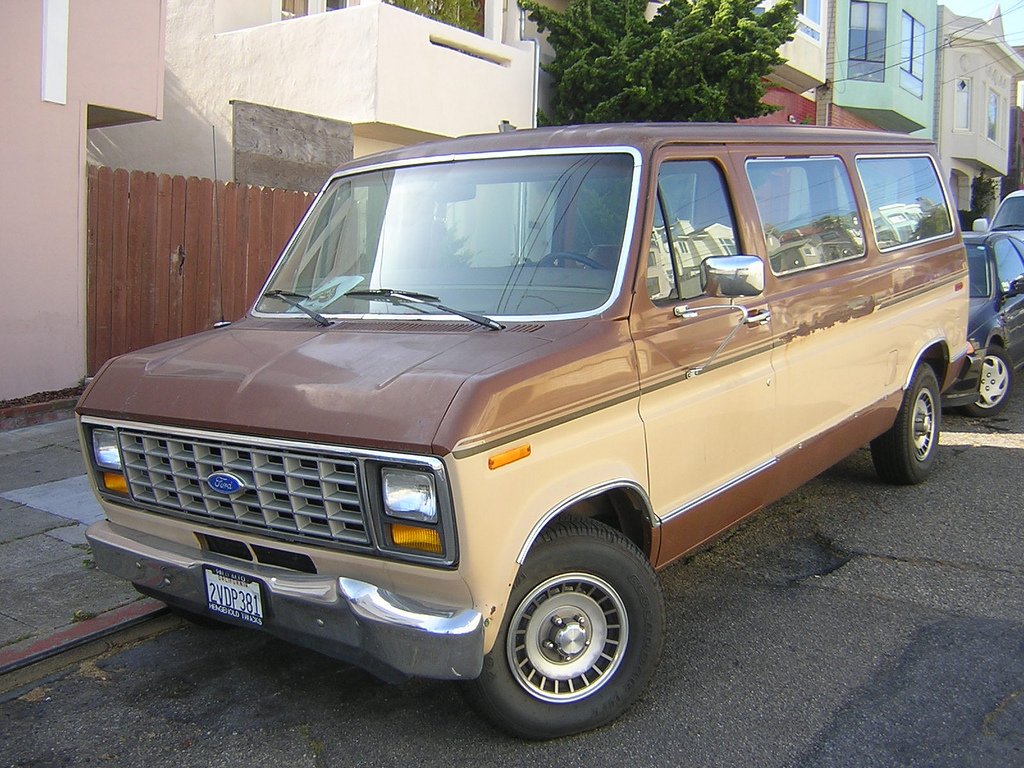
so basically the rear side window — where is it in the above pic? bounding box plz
[856,155,953,250]
[648,160,738,302]
[746,157,865,276]
[966,243,991,298]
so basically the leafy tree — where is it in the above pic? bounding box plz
[970,173,997,219]
[521,0,797,125]
[386,0,482,33]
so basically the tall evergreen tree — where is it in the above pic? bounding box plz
[521,0,797,125]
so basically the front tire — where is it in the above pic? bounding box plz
[871,364,941,485]
[463,517,664,740]
[962,346,1013,417]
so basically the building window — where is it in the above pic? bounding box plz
[900,11,925,97]
[954,78,971,131]
[282,0,346,17]
[849,1,886,82]
[794,0,823,40]
[988,89,1000,142]
[282,0,308,17]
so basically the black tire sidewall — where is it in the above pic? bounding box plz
[872,364,940,485]
[466,518,664,740]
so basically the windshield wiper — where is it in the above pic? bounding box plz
[262,290,332,327]
[344,289,504,331]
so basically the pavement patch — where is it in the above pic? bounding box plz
[0,475,102,525]
[791,619,1024,768]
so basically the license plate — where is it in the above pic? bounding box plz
[204,566,264,626]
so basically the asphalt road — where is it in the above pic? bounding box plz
[3,395,1023,768]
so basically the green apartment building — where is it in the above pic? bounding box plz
[831,0,937,135]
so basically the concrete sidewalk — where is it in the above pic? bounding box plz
[0,417,163,673]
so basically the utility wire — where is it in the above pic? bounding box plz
[828,0,1024,88]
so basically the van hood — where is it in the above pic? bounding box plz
[77,318,555,454]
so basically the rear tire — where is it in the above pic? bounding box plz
[962,346,1013,417]
[463,516,664,740]
[871,364,941,485]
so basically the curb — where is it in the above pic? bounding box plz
[0,600,168,678]
[0,398,78,432]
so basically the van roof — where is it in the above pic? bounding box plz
[339,123,935,173]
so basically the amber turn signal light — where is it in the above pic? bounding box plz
[389,523,442,555]
[102,472,128,494]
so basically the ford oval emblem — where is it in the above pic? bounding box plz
[206,472,246,495]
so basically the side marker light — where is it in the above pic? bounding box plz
[488,444,531,471]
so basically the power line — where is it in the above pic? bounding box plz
[828,1,1024,89]
[941,45,1024,84]
[832,0,1021,65]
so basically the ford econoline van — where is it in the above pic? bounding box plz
[78,124,969,739]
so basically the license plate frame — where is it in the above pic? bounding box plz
[203,565,264,626]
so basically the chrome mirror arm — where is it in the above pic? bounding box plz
[673,302,771,378]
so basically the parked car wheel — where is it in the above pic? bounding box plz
[962,346,1014,417]
[463,516,664,740]
[871,364,941,485]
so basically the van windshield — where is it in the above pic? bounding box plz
[256,152,636,321]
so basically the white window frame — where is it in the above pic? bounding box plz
[794,0,823,41]
[954,78,972,132]
[987,89,1001,143]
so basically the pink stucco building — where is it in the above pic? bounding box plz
[1,1,166,400]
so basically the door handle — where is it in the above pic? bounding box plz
[745,309,771,325]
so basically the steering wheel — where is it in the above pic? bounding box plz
[537,251,610,270]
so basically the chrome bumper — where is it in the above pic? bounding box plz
[86,521,483,683]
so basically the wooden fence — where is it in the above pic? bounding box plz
[86,166,314,375]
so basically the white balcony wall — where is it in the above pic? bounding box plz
[89,0,536,181]
[773,26,827,93]
[215,0,277,33]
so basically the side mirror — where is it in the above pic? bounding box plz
[973,218,990,232]
[1008,275,1024,298]
[702,255,765,298]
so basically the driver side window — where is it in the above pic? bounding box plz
[994,238,1024,293]
[647,160,738,302]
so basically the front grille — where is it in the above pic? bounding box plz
[117,428,370,548]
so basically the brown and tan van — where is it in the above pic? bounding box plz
[78,124,970,739]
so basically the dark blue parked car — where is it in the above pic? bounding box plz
[944,232,1024,415]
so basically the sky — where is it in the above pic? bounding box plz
[941,0,1024,47]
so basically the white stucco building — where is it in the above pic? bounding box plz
[88,0,539,184]
[937,6,1024,214]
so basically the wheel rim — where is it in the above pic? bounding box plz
[507,573,628,703]
[976,354,1010,409]
[911,385,937,460]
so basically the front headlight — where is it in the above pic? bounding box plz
[382,468,437,523]
[91,428,122,471]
